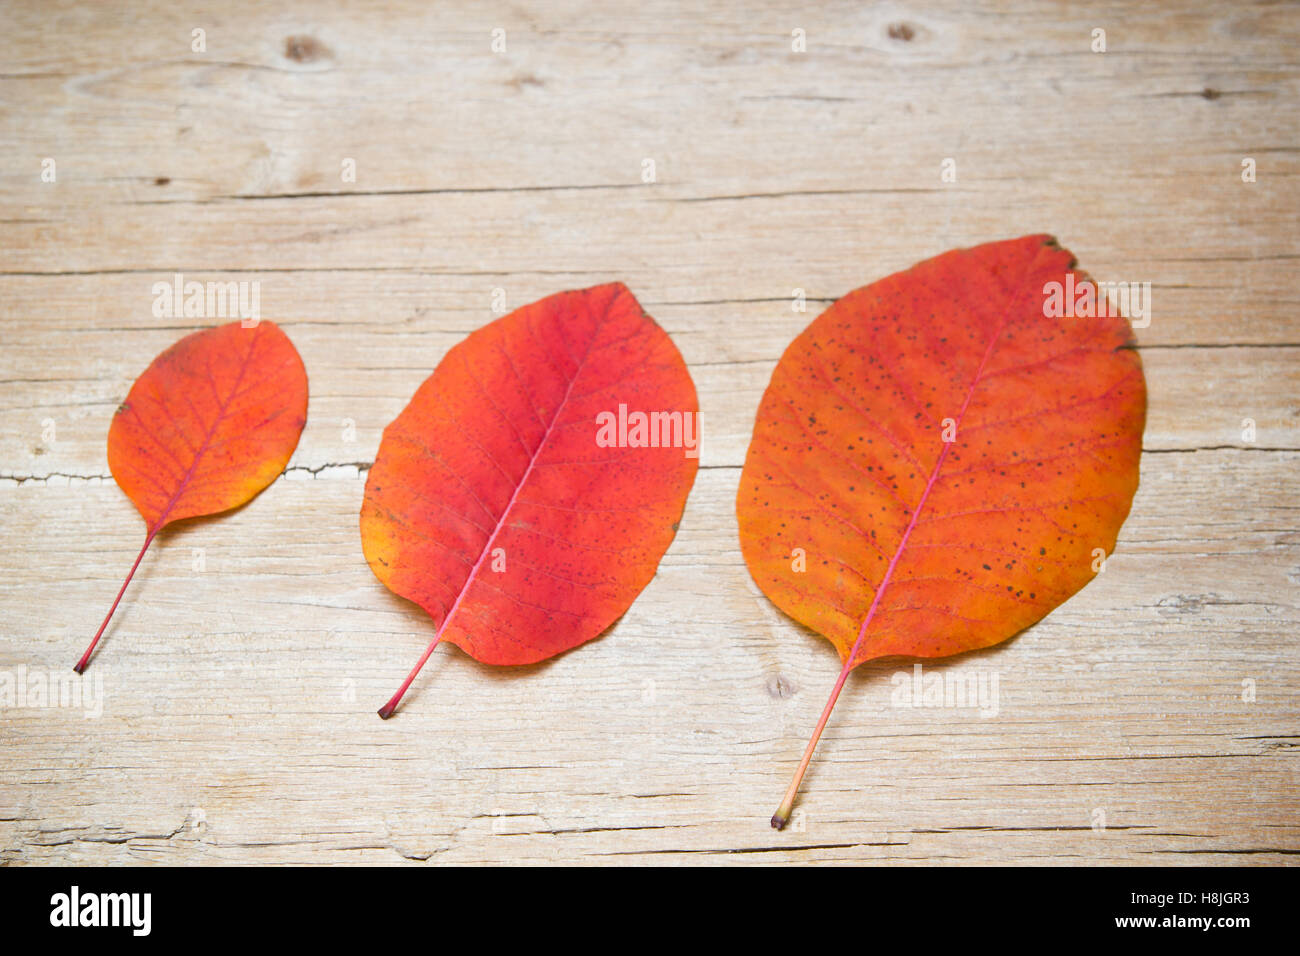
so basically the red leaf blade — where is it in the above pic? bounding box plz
[362,283,698,716]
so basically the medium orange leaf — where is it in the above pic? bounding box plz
[737,236,1147,826]
[362,283,699,718]
[76,320,308,672]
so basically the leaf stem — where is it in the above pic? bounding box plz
[74,530,156,674]
[377,634,442,719]
[771,655,854,829]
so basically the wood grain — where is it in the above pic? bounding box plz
[1,0,1296,864]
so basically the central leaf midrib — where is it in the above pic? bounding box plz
[148,323,264,533]
[844,253,1040,662]
[433,320,600,640]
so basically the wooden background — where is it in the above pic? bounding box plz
[1,0,1296,865]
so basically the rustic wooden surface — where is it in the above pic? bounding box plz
[1,0,1297,865]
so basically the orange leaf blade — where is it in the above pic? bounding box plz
[740,235,1146,664]
[108,320,309,532]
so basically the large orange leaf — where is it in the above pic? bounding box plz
[738,236,1146,826]
[76,321,308,672]
[362,283,698,718]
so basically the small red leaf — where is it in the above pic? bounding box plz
[77,321,308,672]
[737,236,1147,826]
[362,283,699,717]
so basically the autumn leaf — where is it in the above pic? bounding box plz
[362,283,699,718]
[76,320,308,672]
[737,236,1147,827]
